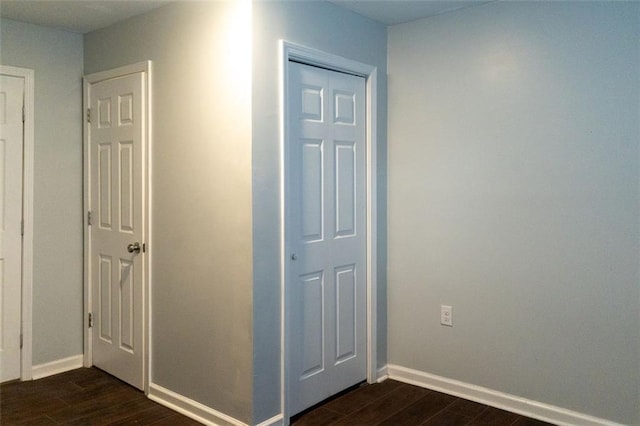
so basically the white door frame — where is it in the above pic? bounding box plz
[83,61,152,392]
[0,65,35,381]
[280,41,378,421]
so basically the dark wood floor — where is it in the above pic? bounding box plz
[0,367,200,425]
[290,380,554,426]
[1,367,555,425]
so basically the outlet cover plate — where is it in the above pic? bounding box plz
[441,305,453,326]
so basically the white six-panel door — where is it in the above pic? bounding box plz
[0,75,24,382]
[287,62,367,415]
[88,72,145,390]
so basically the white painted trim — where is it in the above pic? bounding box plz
[145,62,154,396]
[148,383,247,426]
[255,414,284,426]
[376,365,388,383]
[279,40,379,423]
[84,62,150,84]
[83,61,152,393]
[32,355,83,380]
[387,364,624,426]
[0,65,35,381]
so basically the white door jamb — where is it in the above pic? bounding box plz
[279,41,378,423]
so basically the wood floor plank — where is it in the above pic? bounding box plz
[420,409,474,426]
[445,399,488,417]
[2,415,59,426]
[468,406,520,425]
[290,407,344,426]
[0,394,69,424]
[49,387,146,423]
[376,389,456,426]
[332,383,431,425]
[63,398,159,426]
[108,404,179,425]
[322,379,403,415]
[511,416,556,426]
[147,413,203,425]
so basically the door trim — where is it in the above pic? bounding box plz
[83,61,152,393]
[0,65,35,381]
[279,41,378,421]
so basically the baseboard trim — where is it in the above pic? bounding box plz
[255,414,284,426]
[376,365,389,383]
[32,354,84,380]
[149,383,247,426]
[387,364,623,426]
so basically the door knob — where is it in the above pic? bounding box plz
[127,242,141,253]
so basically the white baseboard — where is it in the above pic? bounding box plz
[376,365,389,383]
[387,364,623,426]
[255,414,284,426]
[32,354,84,380]
[149,382,248,426]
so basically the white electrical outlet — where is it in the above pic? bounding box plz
[441,305,453,326]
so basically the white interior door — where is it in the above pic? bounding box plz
[0,74,24,383]
[88,72,145,390]
[286,62,367,415]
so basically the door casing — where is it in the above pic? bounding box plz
[83,61,152,393]
[0,65,35,381]
[280,41,379,422]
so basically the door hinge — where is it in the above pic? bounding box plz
[86,108,91,123]
[88,313,93,328]
[142,243,146,253]
[22,105,25,123]
[21,220,24,236]
[20,334,23,349]
[87,211,93,226]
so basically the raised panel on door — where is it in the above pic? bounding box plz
[334,141,356,238]
[301,139,324,242]
[90,72,144,390]
[287,62,367,415]
[99,255,112,342]
[119,259,134,352]
[335,264,356,364]
[299,271,325,380]
[119,141,134,233]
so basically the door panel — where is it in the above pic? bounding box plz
[287,62,366,415]
[89,73,144,390]
[0,75,24,382]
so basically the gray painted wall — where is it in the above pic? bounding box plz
[251,2,387,423]
[387,2,639,424]
[0,18,84,366]
[84,2,253,422]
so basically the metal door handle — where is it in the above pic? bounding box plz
[127,242,141,253]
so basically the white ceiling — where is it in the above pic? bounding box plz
[0,0,172,34]
[329,0,489,25]
[0,0,491,34]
